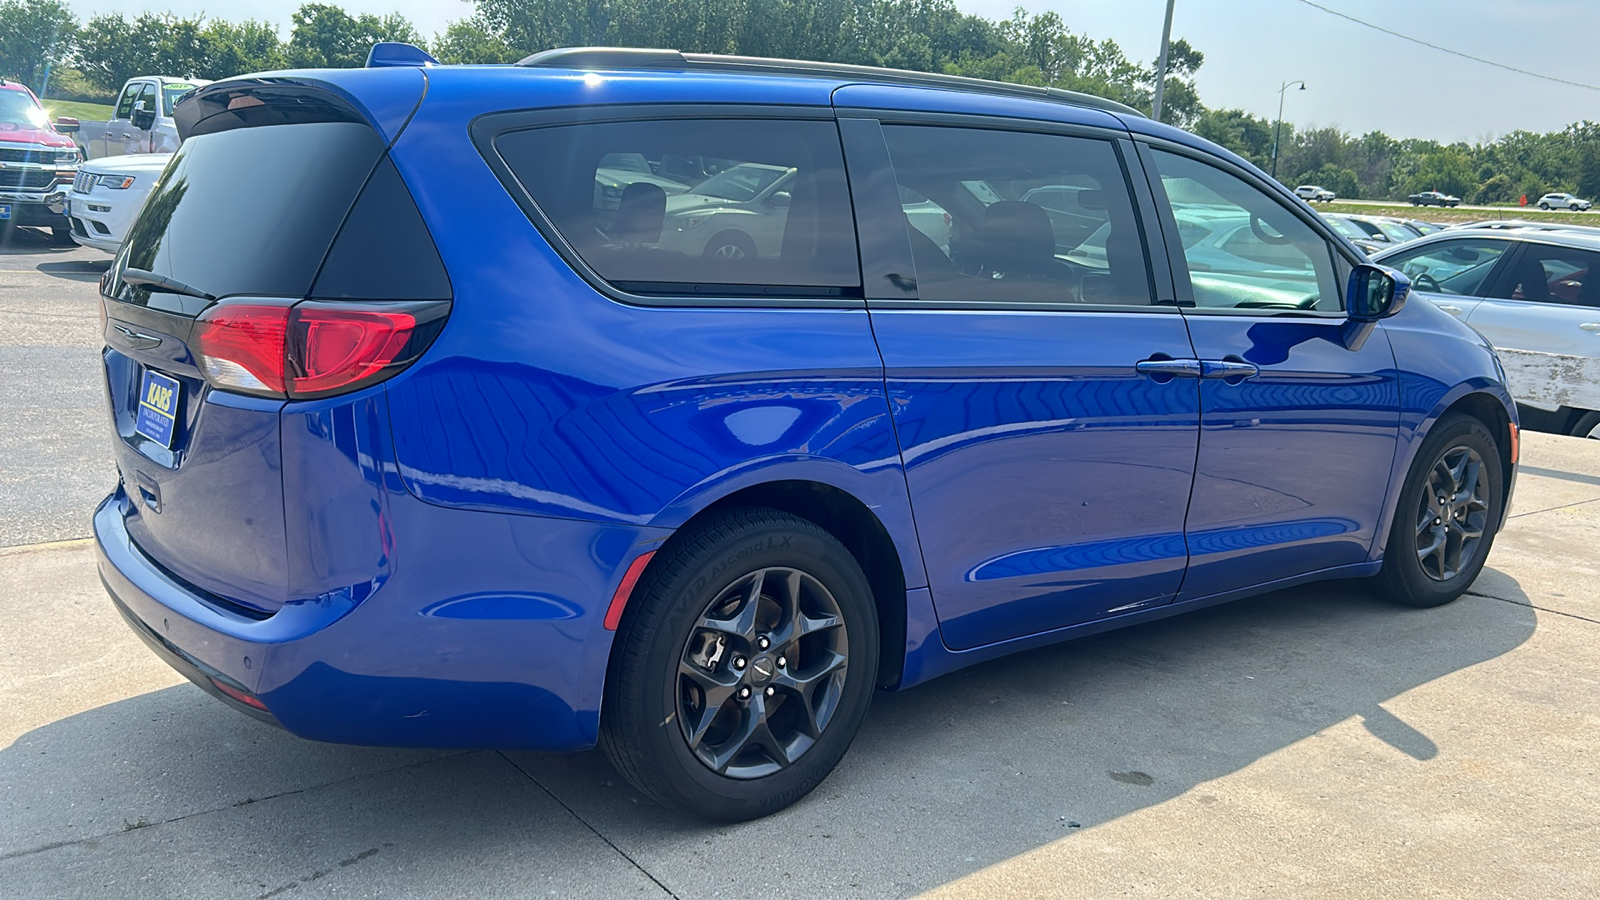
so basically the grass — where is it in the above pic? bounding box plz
[40,100,114,122]
[1319,201,1597,227]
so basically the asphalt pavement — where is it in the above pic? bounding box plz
[1,222,1598,897]
[0,228,117,547]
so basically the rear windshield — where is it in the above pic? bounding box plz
[115,121,385,306]
[495,118,860,294]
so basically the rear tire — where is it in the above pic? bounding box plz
[600,507,879,821]
[1375,414,1504,607]
[1571,410,1600,439]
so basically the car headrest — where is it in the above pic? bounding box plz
[981,201,1056,278]
[613,182,666,245]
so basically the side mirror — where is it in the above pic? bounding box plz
[1347,263,1409,322]
[767,190,791,209]
[131,104,155,131]
[54,116,79,133]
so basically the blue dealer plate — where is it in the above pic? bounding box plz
[0,204,11,220]
[135,370,181,448]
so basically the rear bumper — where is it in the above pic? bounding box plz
[95,486,655,751]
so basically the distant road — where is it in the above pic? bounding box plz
[1333,198,1592,215]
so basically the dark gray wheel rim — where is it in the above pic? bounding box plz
[1415,445,1490,581]
[676,566,848,779]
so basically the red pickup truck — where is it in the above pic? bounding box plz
[0,79,82,239]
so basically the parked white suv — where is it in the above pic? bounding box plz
[65,152,170,252]
[1294,184,1336,202]
[1537,192,1591,211]
[83,76,209,159]
[1375,229,1600,436]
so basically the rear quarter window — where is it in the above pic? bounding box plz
[492,118,860,296]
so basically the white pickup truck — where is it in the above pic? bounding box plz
[83,76,209,159]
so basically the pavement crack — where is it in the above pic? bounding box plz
[0,752,470,864]
[1509,497,1600,519]
[1466,590,1600,625]
[498,751,683,900]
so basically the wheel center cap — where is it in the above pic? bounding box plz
[749,656,776,685]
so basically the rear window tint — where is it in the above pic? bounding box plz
[495,119,859,294]
[116,122,385,305]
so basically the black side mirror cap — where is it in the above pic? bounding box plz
[131,109,156,130]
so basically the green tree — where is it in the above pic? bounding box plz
[202,20,286,78]
[431,18,516,64]
[288,3,423,69]
[0,0,77,92]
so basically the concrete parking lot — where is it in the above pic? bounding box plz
[1,228,1597,898]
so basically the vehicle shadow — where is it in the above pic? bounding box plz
[0,575,1537,898]
[0,227,74,255]
[34,259,111,283]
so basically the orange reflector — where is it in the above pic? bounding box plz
[604,551,656,631]
[1509,423,1520,464]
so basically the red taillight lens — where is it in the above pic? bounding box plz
[194,299,445,399]
[291,305,416,395]
[194,302,292,394]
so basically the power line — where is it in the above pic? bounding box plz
[1292,0,1600,92]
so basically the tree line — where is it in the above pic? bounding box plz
[1,0,1594,203]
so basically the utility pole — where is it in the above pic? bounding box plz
[1151,0,1177,122]
[1271,80,1306,181]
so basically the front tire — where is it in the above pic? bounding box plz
[1571,410,1600,439]
[1375,414,1504,607]
[600,507,879,821]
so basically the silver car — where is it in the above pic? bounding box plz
[1537,192,1591,211]
[1374,228,1600,436]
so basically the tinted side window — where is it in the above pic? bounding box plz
[496,119,859,293]
[879,125,1153,306]
[1382,239,1510,297]
[1151,149,1341,312]
[1492,244,1600,307]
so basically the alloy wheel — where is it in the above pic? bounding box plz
[1414,445,1490,581]
[676,566,848,779]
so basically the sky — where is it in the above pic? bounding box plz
[66,0,1600,144]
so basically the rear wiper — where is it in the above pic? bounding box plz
[121,268,216,302]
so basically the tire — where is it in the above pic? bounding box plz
[1571,410,1600,439]
[1374,414,1504,607]
[600,506,879,821]
[702,231,756,261]
[50,225,74,244]
[1540,202,1551,210]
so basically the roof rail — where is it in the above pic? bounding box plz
[517,47,1146,119]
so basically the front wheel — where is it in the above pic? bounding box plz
[600,507,879,821]
[1571,410,1600,439]
[1374,414,1504,607]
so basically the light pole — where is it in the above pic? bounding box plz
[1152,0,1178,122]
[1271,80,1306,181]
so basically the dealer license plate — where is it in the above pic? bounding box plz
[0,204,11,220]
[135,369,181,448]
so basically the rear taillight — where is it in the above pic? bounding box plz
[194,298,447,399]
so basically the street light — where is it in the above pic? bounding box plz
[1271,80,1306,181]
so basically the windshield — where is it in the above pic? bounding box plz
[161,84,199,116]
[693,164,789,202]
[1373,220,1415,242]
[1324,216,1369,241]
[0,90,47,130]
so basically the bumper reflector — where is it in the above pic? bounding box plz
[210,676,269,711]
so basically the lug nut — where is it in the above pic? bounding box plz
[733,656,747,670]
[776,655,787,668]
[757,636,770,650]
[765,686,775,697]
[738,686,752,700]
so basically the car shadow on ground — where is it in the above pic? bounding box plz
[0,227,76,256]
[34,259,111,283]
[0,576,1537,898]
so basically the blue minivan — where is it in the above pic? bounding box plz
[95,44,1517,820]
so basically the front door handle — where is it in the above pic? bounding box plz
[1135,357,1204,381]
[1581,323,1600,333]
[1200,358,1260,382]
[1437,305,1464,316]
